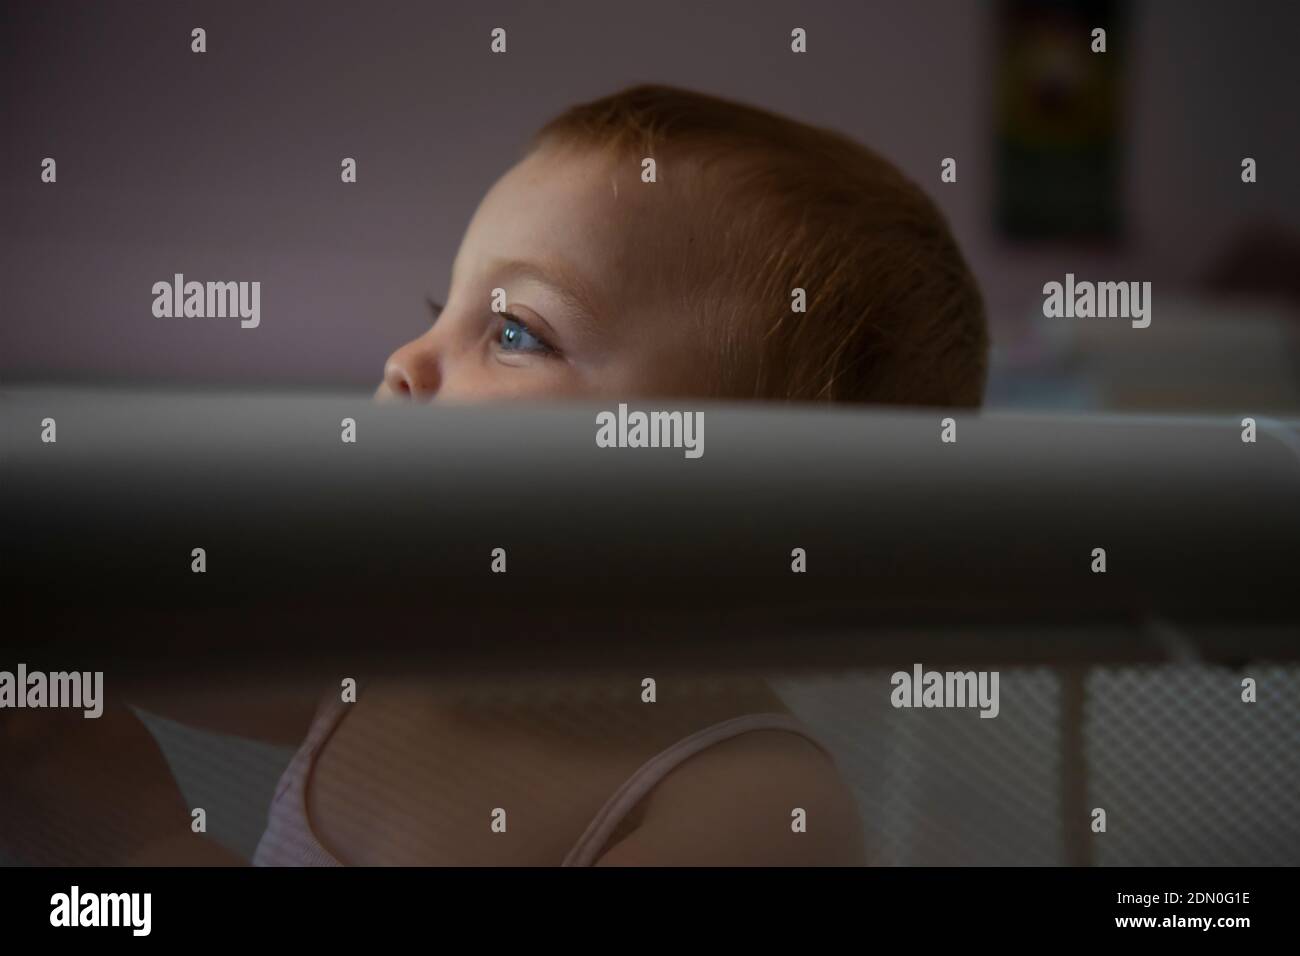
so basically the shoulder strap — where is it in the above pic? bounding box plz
[560,712,826,866]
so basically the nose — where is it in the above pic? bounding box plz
[382,333,442,402]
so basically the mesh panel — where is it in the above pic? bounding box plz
[776,664,1299,865]
[1086,665,1300,866]
[118,665,1300,865]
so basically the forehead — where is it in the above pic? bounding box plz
[459,144,693,310]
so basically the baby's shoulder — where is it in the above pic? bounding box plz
[599,724,866,866]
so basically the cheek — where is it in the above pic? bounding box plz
[438,360,585,402]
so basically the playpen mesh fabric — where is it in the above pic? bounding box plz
[117,663,1300,866]
[777,664,1300,865]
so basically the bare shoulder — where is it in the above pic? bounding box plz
[595,728,866,866]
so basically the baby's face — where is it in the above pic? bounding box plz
[377,145,718,403]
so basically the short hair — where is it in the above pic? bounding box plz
[528,84,988,407]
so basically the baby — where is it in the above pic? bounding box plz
[248,85,987,867]
[5,84,987,867]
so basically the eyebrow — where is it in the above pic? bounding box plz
[482,256,605,337]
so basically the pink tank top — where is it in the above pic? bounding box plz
[252,693,825,866]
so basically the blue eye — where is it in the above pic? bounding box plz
[497,313,551,354]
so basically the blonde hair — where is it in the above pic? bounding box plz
[529,84,988,407]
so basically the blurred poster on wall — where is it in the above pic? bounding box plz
[996,0,1125,239]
